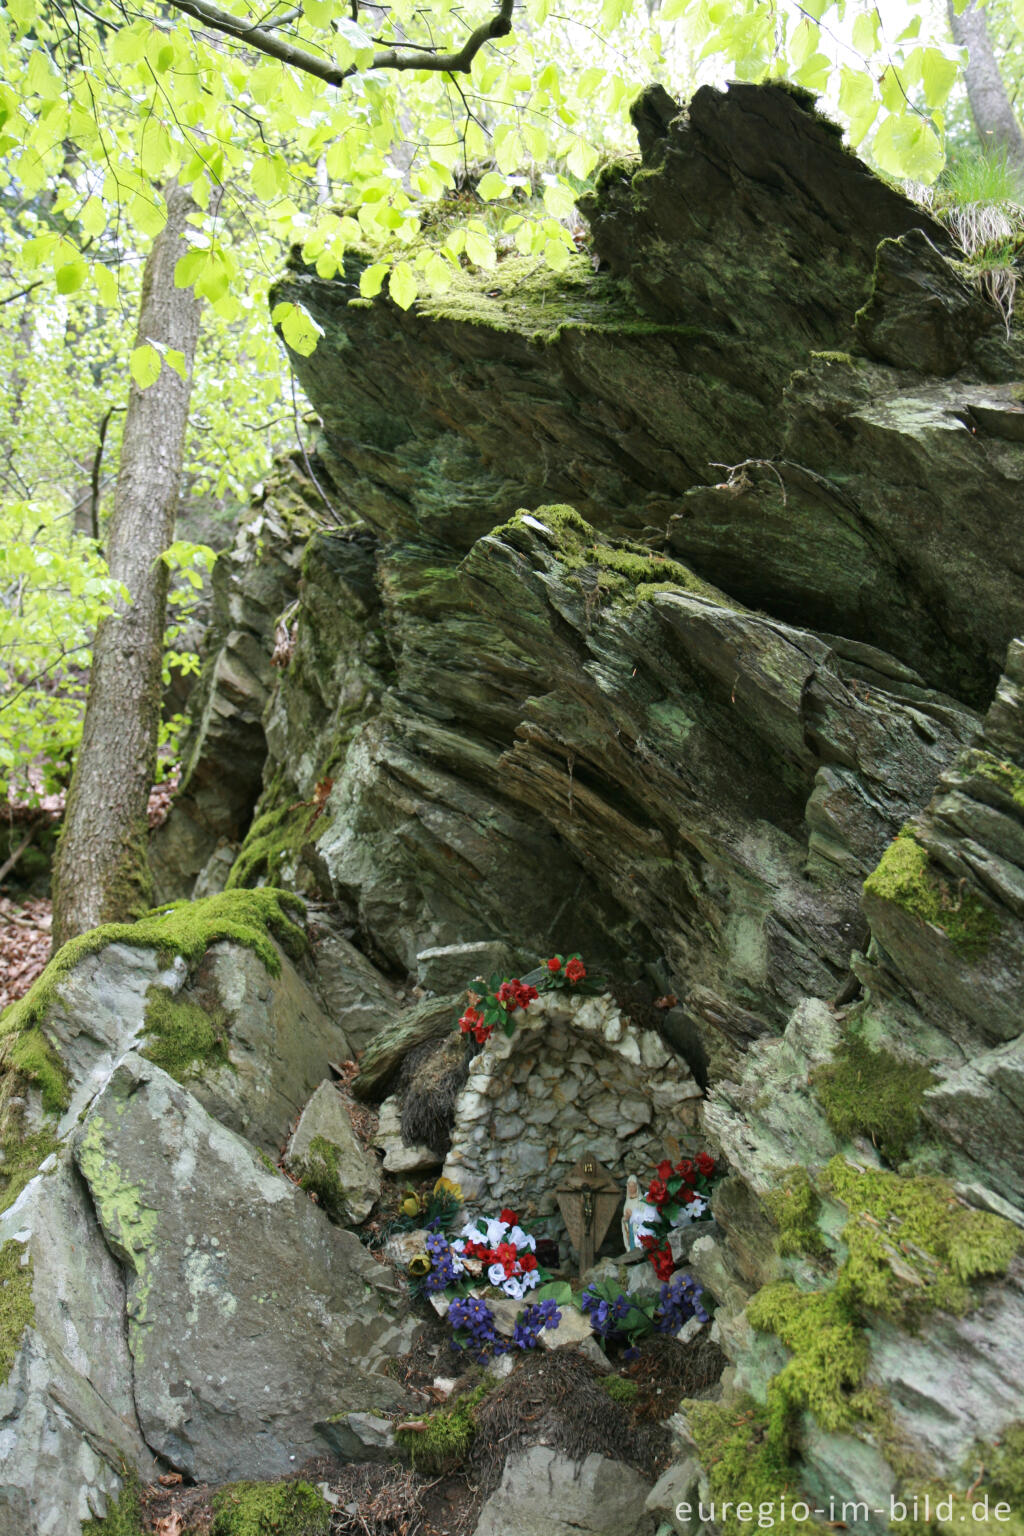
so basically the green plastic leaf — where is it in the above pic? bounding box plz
[129,343,162,389]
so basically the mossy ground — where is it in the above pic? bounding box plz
[494,503,734,612]
[966,749,1024,811]
[225,802,316,891]
[395,1378,492,1475]
[140,986,231,1082]
[823,1158,1021,1321]
[0,1239,33,1384]
[812,1036,935,1164]
[602,1375,639,1405]
[0,1124,58,1217]
[864,831,999,961]
[210,1480,330,1536]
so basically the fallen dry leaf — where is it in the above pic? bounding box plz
[155,1514,184,1535]
[157,1472,183,1486]
[655,994,678,1009]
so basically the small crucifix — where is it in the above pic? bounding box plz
[555,1151,621,1275]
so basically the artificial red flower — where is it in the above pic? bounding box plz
[640,1234,658,1251]
[565,958,586,984]
[648,1178,669,1207]
[495,981,520,1012]
[519,1252,538,1272]
[657,1159,674,1182]
[696,1152,716,1177]
[494,1241,518,1277]
[500,1208,519,1226]
[547,956,562,973]
[679,1186,697,1204]
[459,1006,484,1034]
[676,1158,695,1182]
[514,981,538,1008]
[473,1021,494,1045]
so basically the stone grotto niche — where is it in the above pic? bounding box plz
[440,990,702,1224]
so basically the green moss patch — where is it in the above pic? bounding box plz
[494,504,733,611]
[602,1375,639,1405]
[864,831,1000,961]
[740,1159,1021,1465]
[211,1480,330,1536]
[0,889,306,1051]
[396,1379,491,1475]
[226,803,316,891]
[747,1283,868,1436]
[812,1036,935,1164]
[0,1239,33,1385]
[140,986,231,1083]
[824,1158,1021,1322]
[0,1125,58,1218]
[293,1135,347,1222]
[965,750,1024,811]
[762,1166,827,1258]
[683,1396,806,1536]
[82,1472,144,1536]
[0,1026,69,1114]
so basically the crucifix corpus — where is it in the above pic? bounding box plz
[555,1151,621,1274]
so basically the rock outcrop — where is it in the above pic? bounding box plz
[6,77,1024,1532]
[0,891,409,1531]
[242,77,1023,1528]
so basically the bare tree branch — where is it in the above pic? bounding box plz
[163,0,514,82]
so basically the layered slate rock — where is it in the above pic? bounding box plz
[230,76,1024,1526]
[151,452,342,902]
[72,1054,413,1482]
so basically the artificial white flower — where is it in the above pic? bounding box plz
[507,1225,536,1251]
[483,1216,510,1245]
[500,1274,527,1300]
[488,1262,507,1287]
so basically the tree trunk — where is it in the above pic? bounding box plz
[51,184,201,946]
[948,0,1024,169]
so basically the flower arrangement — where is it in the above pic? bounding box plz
[580,1271,709,1352]
[412,1207,567,1361]
[634,1153,718,1279]
[456,951,601,1044]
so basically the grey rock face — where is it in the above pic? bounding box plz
[472,1447,654,1536]
[284,1080,381,1225]
[71,1054,413,1483]
[184,939,352,1155]
[0,1154,157,1536]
